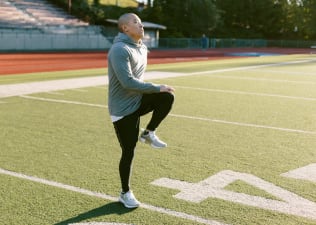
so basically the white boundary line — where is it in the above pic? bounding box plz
[1,58,316,99]
[20,95,316,135]
[188,59,316,76]
[169,114,316,135]
[20,95,107,108]
[0,168,229,225]
[45,91,65,96]
[173,86,316,101]
[19,95,108,108]
[70,89,89,92]
[186,74,316,85]
[249,69,316,77]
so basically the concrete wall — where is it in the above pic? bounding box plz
[0,30,112,51]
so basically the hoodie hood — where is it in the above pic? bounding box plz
[113,32,143,47]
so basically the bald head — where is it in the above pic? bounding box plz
[117,13,144,42]
[118,13,137,33]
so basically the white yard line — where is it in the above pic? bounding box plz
[188,59,316,76]
[0,76,107,98]
[170,114,316,135]
[281,163,316,183]
[20,95,107,108]
[0,168,230,225]
[70,89,89,92]
[45,91,65,96]
[189,74,316,85]
[1,59,315,99]
[249,69,316,77]
[20,95,316,135]
[174,86,316,101]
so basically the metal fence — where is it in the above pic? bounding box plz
[0,29,315,51]
[158,38,316,49]
[0,26,111,51]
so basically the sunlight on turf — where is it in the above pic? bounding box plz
[1,54,316,225]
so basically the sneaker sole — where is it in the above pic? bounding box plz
[139,137,166,148]
[119,197,140,208]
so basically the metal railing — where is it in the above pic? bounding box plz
[158,38,315,49]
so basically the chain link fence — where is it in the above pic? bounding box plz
[158,38,316,49]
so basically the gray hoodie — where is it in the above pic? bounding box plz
[107,32,160,118]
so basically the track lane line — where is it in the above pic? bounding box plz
[19,95,316,135]
[0,168,229,225]
[173,85,316,101]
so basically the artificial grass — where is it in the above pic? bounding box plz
[1,54,315,225]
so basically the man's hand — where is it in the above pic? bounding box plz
[160,84,175,93]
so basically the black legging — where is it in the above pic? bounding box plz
[113,92,174,193]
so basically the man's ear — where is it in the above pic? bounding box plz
[122,24,128,33]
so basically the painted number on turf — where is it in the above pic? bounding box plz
[151,164,316,220]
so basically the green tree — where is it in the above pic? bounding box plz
[300,0,316,39]
[143,0,219,37]
[214,0,284,38]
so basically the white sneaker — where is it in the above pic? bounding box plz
[119,190,140,208]
[139,130,167,148]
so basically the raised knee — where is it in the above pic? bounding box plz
[164,92,175,104]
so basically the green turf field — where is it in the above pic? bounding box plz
[1,54,316,225]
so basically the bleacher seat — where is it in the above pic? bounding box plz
[0,0,89,31]
[0,0,113,50]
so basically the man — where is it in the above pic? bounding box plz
[107,13,175,208]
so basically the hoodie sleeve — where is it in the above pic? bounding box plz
[109,44,160,93]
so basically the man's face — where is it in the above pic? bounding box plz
[124,14,144,42]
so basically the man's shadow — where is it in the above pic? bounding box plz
[54,201,136,225]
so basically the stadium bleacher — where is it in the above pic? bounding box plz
[0,0,88,29]
[0,0,111,50]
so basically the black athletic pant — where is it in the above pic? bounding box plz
[113,92,174,193]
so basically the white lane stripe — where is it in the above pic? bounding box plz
[281,163,316,183]
[45,91,65,96]
[70,89,89,92]
[174,86,316,101]
[169,114,316,135]
[189,59,316,76]
[2,58,315,99]
[20,95,316,135]
[0,168,229,225]
[20,95,107,108]
[249,69,316,77]
[93,86,107,90]
[190,74,316,85]
[0,76,107,98]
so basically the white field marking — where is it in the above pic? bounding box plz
[169,113,316,135]
[188,59,316,76]
[93,86,107,90]
[19,95,316,135]
[1,59,314,99]
[281,163,316,183]
[20,95,107,108]
[70,89,89,92]
[0,168,230,225]
[45,91,65,96]
[0,76,107,98]
[249,69,316,77]
[151,170,316,220]
[187,74,316,85]
[70,223,131,225]
[174,85,316,101]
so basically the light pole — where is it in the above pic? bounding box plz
[68,0,71,13]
